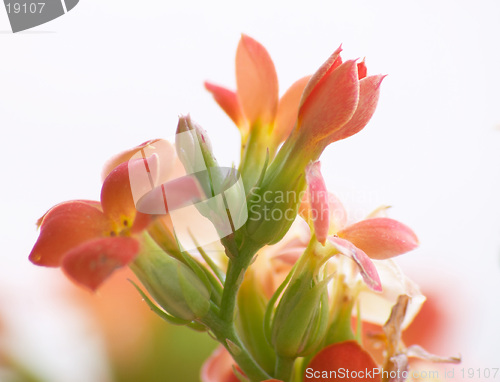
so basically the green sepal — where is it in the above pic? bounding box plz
[177,263,211,319]
[129,279,191,326]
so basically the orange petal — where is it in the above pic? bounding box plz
[274,76,311,144]
[236,34,279,127]
[204,82,247,131]
[338,218,419,260]
[328,237,382,292]
[305,341,381,382]
[62,237,139,291]
[305,162,329,245]
[101,139,162,181]
[29,201,111,267]
[101,161,138,225]
[327,74,385,143]
[299,45,343,109]
[298,60,360,143]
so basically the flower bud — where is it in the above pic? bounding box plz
[131,234,211,321]
[271,253,329,358]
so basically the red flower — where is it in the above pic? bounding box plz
[305,341,381,382]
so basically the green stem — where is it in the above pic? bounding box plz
[275,355,295,382]
[219,241,259,323]
[203,308,272,381]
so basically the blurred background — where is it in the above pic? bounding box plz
[1,0,499,381]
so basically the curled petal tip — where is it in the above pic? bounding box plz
[328,237,382,292]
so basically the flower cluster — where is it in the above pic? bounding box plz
[29,35,460,382]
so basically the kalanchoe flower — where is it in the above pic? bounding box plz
[206,34,311,192]
[205,34,310,147]
[293,46,385,152]
[29,159,154,290]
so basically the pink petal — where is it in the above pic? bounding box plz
[29,201,112,267]
[299,45,343,109]
[327,74,385,143]
[328,237,382,292]
[338,218,419,260]
[204,82,247,131]
[236,34,279,127]
[101,139,160,181]
[327,192,348,232]
[297,60,360,143]
[200,346,240,382]
[62,237,139,291]
[136,175,204,215]
[102,139,175,184]
[305,162,329,244]
[274,76,311,144]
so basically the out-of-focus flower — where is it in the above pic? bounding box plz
[304,340,381,382]
[379,295,461,380]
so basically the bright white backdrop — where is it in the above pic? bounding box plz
[1,0,499,380]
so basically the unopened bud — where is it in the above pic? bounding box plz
[131,234,211,321]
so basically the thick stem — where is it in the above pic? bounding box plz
[219,241,259,323]
[275,355,295,382]
[203,308,272,381]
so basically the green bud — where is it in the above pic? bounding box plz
[175,115,248,253]
[131,233,211,321]
[270,251,330,358]
[245,137,310,247]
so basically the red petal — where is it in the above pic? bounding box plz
[205,82,247,130]
[236,34,279,127]
[338,218,419,260]
[305,341,381,382]
[357,60,368,79]
[305,162,329,244]
[298,60,360,143]
[327,74,385,143]
[62,237,139,291]
[29,201,111,267]
[274,76,311,144]
[328,237,382,292]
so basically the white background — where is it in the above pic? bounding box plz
[1,0,499,380]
